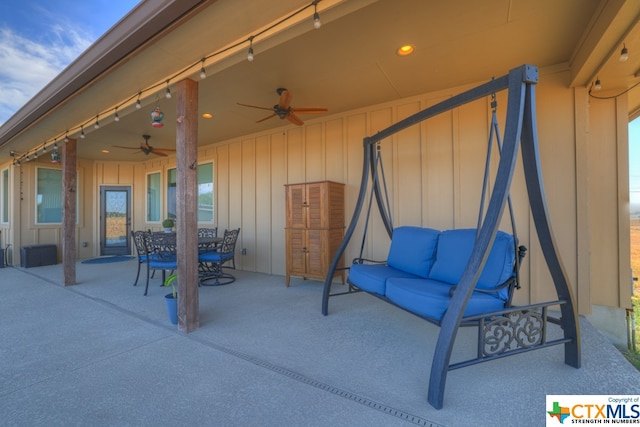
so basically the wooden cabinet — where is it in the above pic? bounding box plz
[285,181,345,286]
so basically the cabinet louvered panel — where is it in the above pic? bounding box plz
[285,181,345,287]
[287,184,306,228]
[307,183,323,228]
[286,229,306,275]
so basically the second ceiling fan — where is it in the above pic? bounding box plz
[237,88,327,126]
[112,134,175,157]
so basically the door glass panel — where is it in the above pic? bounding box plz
[105,190,128,249]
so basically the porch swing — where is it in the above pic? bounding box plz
[321,65,581,409]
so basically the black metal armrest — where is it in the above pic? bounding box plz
[351,257,386,265]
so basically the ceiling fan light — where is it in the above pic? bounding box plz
[397,44,415,56]
[620,45,629,62]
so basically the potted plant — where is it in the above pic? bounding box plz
[163,273,178,325]
[162,218,174,233]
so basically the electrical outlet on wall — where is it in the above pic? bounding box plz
[241,248,247,255]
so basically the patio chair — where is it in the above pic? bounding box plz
[197,227,218,238]
[143,232,177,296]
[131,230,152,288]
[197,227,218,253]
[198,228,240,286]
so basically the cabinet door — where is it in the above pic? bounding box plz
[286,184,307,228]
[286,229,307,275]
[306,229,325,278]
[306,182,325,229]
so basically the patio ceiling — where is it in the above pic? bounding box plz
[1,0,639,162]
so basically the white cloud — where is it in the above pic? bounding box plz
[0,25,92,127]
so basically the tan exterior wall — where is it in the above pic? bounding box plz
[0,67,633,318]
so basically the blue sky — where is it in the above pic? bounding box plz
[0,0,139,126]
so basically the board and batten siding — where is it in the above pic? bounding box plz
[80,68,629,316]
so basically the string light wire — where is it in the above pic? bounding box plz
[14,0,323,164]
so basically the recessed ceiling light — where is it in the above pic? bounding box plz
[101,149,110,154]
[202,113,213,119]
[397,44,415,56]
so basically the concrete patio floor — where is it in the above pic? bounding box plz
[2,259,640,426]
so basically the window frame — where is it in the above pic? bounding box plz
[34,166,79,225]
[1,167,9,224]
[166,162,214,223]
[146,170,162,224]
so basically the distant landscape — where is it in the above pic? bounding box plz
[631,219,640,297]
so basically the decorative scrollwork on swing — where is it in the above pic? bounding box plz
[481,308,545,357]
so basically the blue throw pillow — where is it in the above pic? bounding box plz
[428,229,515,291]
[386,226,440,278]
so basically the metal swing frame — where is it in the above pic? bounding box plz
[321,64,581,409]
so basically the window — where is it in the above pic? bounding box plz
[167,168,177,220]
[36,168,62,223]
[167,162,213,222]
[198,163,213,222]
[1,168,8,223]
[147,172,161,222]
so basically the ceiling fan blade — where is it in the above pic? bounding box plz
[286,112,304,126]
[112,145,141,150]
[278,89,293,109]
[256,113,277,123]
[237,102,274,111]
[290,107,328,114]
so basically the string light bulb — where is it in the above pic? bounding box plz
[313,1,321,29]
[165,81,172,99]
[136,92,142,109]
[53,139,58,149]
[594,78,602,91]
[114,108,120,122]
[80,125,86,139]
[199,59,206,79]
[64,131,69,143]
[620,44,629,62]
[94,115,100,129]
[247,37,254,62]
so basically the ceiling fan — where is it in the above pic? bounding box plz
[237,88,328,126]
[112,134,176,157]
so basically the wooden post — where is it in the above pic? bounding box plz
[175,78,199,332]
[62,138,77,286]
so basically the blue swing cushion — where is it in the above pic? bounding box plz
[347,226,517,322]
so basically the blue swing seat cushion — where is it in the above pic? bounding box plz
[348,263,421,295]
[386,226,440,278]
[385,278,507,321]
[427,229,515,300]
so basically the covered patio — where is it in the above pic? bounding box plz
[2,262,639,426]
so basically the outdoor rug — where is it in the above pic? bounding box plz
[81,256,134,264]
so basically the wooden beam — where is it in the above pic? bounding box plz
[62,138,77,286]
[175,78,199,332]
